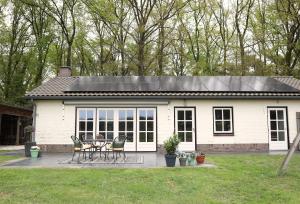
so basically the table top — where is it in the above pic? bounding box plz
[84,138,113,143]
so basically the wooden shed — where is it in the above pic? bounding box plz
[0,104,32,145]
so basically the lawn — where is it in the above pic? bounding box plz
[0,155,20,164]
[1,154,300,204]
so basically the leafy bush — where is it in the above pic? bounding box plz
[163,134,180,155]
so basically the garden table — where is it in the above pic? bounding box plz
[83,139,113,160]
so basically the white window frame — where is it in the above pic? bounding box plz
[97,109,115,140]
[77,108,96,140]
[137,108,155,143]
[213,107,233,134]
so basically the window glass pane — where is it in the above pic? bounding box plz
[147,110,154,120]
[223,110,231,120]
[185,111,192,120]
[99,132,106,138]
[139,132,146,142]
[278,131,285,141]
[127,132,133,142]
[186,121,192,131]
[99,122,105,131]
[140,122,146,131]
[224,121,231,131]
[127,122,133,131]
[99,111,106,120]
[178,111,184,120]
[107,110,114,120]
[87,110,94,120]
[215,121,222,131]
[277,110,284,120]
[147,121,153,131]
[271,131,277,141]
[178,122,184,131]
[79,132,85,141]
[215,110,223,120]
[278,121,284,130]
[86,133,93,140]
[107,132,114,140]
[270,110,276,120]
[87,121,93,131]
[178,132,184,142]
[147,132,154,142]
[186,132,192,142]
[270,121,277,130]
[119,122,125,131]
[139,110,146,120]
[79,121,85,131]
[107,121,114,131]
[127,110,134,120]
[79,110,86,120]
[119,110,126,120]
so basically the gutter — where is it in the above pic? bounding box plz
[24,95,300,100]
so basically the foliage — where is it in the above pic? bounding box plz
[163,134,180,155]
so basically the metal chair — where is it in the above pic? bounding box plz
[105,135,127,161]
[71,135,91,163]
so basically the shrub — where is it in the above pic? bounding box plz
[163,134,180,155]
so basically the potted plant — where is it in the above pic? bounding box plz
[30,146,40,158]
[196,152,206,164]
[163,134,180,167]
[187,152,196,166]
[177,151,187,166]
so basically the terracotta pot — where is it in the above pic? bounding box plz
[196,155,205,164]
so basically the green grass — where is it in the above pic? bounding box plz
[0,155,20,164]
[1,154,300,204]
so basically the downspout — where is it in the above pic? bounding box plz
[31,99,37,142]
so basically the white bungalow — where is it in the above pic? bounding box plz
[25,66,300,152]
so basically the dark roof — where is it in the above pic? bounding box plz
[0,103,32,117]
[25,76,300,100]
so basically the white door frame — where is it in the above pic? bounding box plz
[136,108,157,151]
[174,107,196,151]
[267,107,289,151]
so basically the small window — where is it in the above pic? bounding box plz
[213,107,233,135]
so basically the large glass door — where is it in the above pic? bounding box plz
[268,108,288,150]
[77,108,96,141]
[175,108,195,151]
[137,108,156,151]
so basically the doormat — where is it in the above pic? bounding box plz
[59,155,144,165]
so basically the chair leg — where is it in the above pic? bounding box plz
[123,151,126,159]
[72,151,76,161]
[78,151,81,163]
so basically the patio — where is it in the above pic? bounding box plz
[0,152,215,168]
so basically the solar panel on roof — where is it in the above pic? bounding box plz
[64,76,300,93]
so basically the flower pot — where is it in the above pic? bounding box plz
[187,157,195,166]
[165,154,177,167]
[196,155,205,164]
[30,149,39,158]
[179,158,187,166]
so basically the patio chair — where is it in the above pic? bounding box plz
[105,135,127,161]
[71,135,92,163]
[93,134,107,158]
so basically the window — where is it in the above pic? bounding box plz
[213,107,233,135]
[98,109,114,140]
[78,108,95,140]
[118,110,134,142]
[138,109,155,143]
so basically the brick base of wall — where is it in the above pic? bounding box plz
[39,143,270,153]
[39,144,73,153]
[197,143,269,152]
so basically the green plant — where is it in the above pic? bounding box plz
[163,134,180,155]
[177,151,186,159]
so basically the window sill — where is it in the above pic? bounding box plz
[213,133,234,136]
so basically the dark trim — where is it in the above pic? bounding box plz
[267,106,290,150]
[212,106,234,136]
[26,95,300,100]
[75,106,157,152]
[174,106,197,151]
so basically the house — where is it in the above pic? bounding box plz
[25,66,300,152]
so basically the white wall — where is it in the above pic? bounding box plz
[34,99,300,146]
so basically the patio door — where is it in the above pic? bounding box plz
[268,108,288,151]
[137,108,156,151]
[175,108,196,151]
[97,108,136,151]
